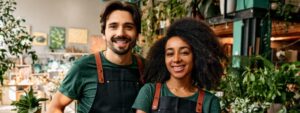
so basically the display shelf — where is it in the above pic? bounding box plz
[31,73,49,76]
[47,52,89,56]
[3,52,87,105]
[15,65,31,67]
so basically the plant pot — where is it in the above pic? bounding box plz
[220,0,236,15]
[267,103,283,113]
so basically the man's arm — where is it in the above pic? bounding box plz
[46,91,74,113]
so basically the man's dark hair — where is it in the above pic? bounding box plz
[100,1,141,34]
[144,18,227,90]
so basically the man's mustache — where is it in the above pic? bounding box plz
[111,36,132,43]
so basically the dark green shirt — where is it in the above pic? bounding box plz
[132,83,221,113]
[59,52,141,113]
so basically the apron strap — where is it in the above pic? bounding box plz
[152,83,161,110]
[196,89,205,113]
[134,54,144,84]
[95,52,104,83]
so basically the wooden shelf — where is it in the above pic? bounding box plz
[15,65,31,67]
[211,20,300,41]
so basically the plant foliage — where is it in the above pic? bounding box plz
[220,56,300,112]
[11,87,48,113]
[140,0,188,45]
[0,0,37,84]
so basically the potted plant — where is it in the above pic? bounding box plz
[11,87,48,113]
[219,56,300,113]
[0,0,37,84]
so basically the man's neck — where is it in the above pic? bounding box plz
[103,50,132,65]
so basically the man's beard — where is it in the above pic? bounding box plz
[108,36,136,55]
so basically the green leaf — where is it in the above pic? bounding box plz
[250,74,255,81]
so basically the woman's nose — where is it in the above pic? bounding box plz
[173,53,182,63]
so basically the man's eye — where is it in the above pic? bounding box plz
[125,26,134,30]
[109,25,117,29]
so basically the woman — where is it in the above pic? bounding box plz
[132,18,227,113]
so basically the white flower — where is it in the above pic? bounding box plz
[0,20,4,28]
[0,35,7,49]
[12,27,20,34]
[21,39,31,46]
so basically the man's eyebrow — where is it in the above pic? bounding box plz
[124,22,135,26]
[108,22,118,25]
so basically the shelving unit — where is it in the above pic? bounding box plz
[1,52,88,105]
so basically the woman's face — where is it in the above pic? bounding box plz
[165,36,193,79]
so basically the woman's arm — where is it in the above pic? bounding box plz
[132,83,155,113]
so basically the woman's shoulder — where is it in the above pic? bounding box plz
[203,90,220,101]
[142,83,156,90]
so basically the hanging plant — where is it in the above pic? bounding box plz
[140,0,188,46]
[0,0,37,84]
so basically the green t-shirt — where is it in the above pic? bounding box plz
[132,83,221,113]
[59,52,142,113]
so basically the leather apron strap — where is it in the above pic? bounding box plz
[95,52,104,83]
[152,83,162,110]
[134,54,144,83]
[152,83,205,113]
[196,89,205,113]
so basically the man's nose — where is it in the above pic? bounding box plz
[116,27,125,36]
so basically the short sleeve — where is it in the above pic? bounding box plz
[58,62,82,100]
[132,83,155,113]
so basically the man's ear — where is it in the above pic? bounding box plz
[101,33,107,41]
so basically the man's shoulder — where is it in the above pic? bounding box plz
[74,54,96,65]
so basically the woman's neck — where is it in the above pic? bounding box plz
[103,50,132,65]
[166,77,198,97]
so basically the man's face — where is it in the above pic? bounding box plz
[103,10,138,55]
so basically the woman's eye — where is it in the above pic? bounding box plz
[181,52,190,55]
[165,52,173,56]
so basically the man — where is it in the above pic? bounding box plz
[47,1,143,113]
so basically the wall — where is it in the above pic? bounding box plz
[14,0,105,54]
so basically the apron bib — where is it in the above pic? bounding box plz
[151,83,205,113]
[88,52,143,113]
